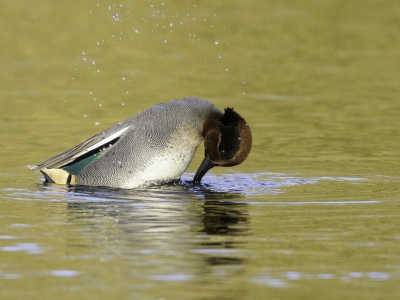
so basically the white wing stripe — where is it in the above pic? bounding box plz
[72,127,130,158]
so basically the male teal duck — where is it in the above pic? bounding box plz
[31,97,252,189]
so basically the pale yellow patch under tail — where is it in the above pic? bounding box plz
[40,168,77,185]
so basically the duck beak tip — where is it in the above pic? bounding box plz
[193,155,216,184]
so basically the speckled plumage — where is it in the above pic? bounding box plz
[33,98,223,189]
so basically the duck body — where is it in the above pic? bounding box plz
[32,97,252,189]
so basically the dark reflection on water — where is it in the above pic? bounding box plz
[63,180,250,237]
[201,200,249,235]
[57,180,251,271]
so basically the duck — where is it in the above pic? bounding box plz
[30,97,252,189]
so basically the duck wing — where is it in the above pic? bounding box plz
[30,125,131,172]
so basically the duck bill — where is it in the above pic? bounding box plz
[193,155,216,184]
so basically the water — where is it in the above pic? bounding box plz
[1,0,400,299]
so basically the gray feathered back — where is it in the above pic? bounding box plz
[35,97,223,188]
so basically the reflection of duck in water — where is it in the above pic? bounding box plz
[63,185,250,268]
[31,97,252,189]
[201,198,249,235]
[65,187,249,239]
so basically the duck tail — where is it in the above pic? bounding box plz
[40,168,77,185]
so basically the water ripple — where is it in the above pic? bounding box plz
[182,172,367,196]
[1,172,369,203]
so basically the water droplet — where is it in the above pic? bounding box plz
[225,68,229,71]
[122,77,126,80]
[238,137,242,140]
[133,28,139,34]
[95,122,100,125]
[163,39,167,43]
[99,104,102,107]
[92,61,95,65]
[122,102,124,105]
[83,57,86,61]
[83,114,87,117]
[214,41,218,45]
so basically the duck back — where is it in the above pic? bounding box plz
[34,97,223,189]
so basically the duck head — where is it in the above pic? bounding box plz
[193,107,252,184]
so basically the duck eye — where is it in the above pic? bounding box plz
[219,149,226,157]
